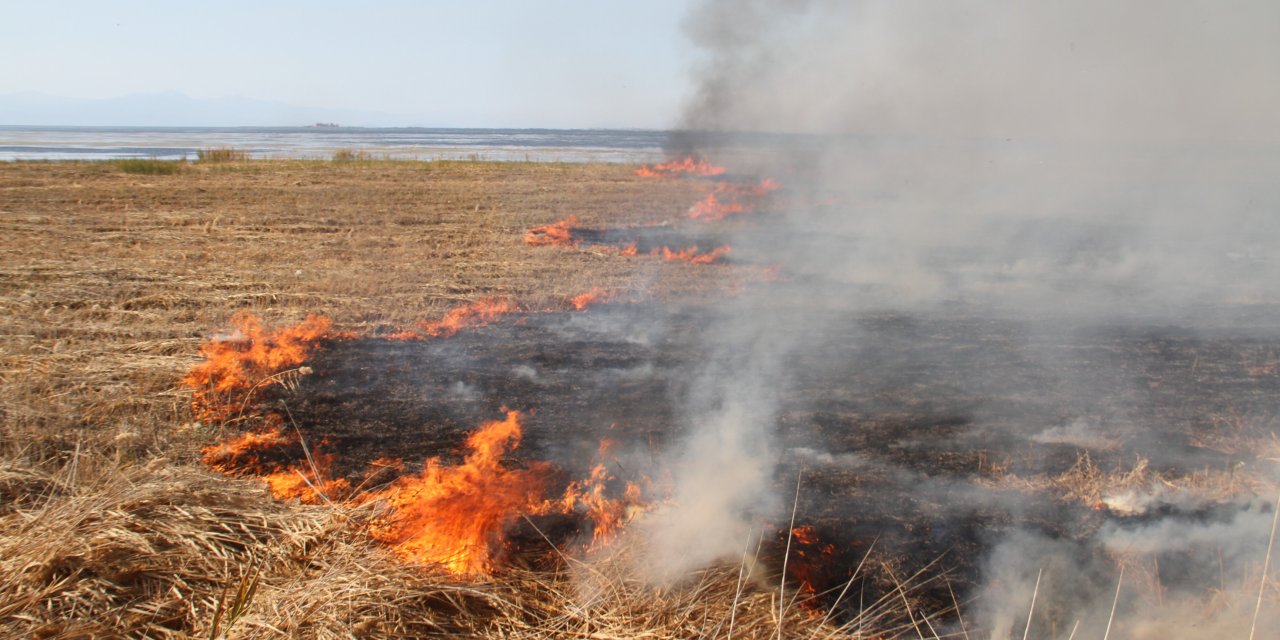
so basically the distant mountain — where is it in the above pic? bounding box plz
[0,91,419,127]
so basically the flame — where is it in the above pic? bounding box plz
[559,437,652,549]
[391,298,517,340]
[653,245,731,265]
[186,294,666,572]
[183,313,335,422]
[634,156,726,178]
[525,215,580,247]
[750,177,782,196]
[791,525,820,546]
[261,451,352,504]
[201,424,294,474]
[688,192,747,221]
[200,425,351,504]
[688,179,780,221]
[366,411,555,575]
[570,287,616,310]
[787,525,838,595]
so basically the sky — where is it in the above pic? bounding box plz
[0,1,695,128]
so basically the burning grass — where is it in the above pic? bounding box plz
[3,157,1277,637]
[634,155,726,178]
[0,158,857,637]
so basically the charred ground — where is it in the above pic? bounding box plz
[265,298,1280,610]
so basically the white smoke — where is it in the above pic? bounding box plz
[634,0,1280,632]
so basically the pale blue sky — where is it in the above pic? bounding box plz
[0,1,695,128]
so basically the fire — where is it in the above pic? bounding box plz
[688,192,746,220]
[525,215,580,247]
[791,525,821,546]
[201,424,294,474]
[366,411,555,575]
[787,525,838,594]
[392,298,517,340]
[186,290,671,573]
[201,424,351,504]
[688,179,781,221]
[653,245,731,265]
[634,155,726,178]
[570,287,615,310]
[183,313,336,422]
[559,438,651,549]
[261,450,352,504]
[751,177,782,196]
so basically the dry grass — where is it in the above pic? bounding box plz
[0,455,890,638]
[0,160,861,637]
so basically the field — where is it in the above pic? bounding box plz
[1,159,1278,638]
[0,159,850,638]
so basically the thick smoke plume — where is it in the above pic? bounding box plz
[639,0,1280,633]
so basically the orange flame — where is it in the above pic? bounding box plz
[188,296,662,573]
[559,437,652,549]
[525,215,580,247]
[183,313,336,422]
[787,525,838,595]
[391,298,517,340]
[261,450,352,504]
[653,245,731,265]
[570,287,616,310]
[366,411,554,575]
[688,192,747,220]
[200,425,351,504]
[201,424,293,474]
[634,156,726,178]
[687,179,780,221]
[748,177,782,197]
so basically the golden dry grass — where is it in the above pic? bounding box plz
[0,159,866,638]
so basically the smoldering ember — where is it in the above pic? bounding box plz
[4,2,1280,639]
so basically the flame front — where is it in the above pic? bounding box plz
[787,525,838,595]
[391,298,517,340]
[559,437,652,549]
[525,215,580,247]
[201,425,352,504]
[570,287,616,310]
[653,245,731,265]
[188,294,665,574]
[634,156,726,178]
[183,313,336,422]
[366,411,553,575]
[688,179,781,221]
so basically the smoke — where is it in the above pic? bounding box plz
[977,498,1278,639]
[636,291,794,581]
[674,0,1280,316]
[635,0,1280,631]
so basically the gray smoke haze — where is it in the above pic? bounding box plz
[681,0,1280,142]
[678,0,1280,316]
[636,291,795,581]
[635,0,1280,633]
